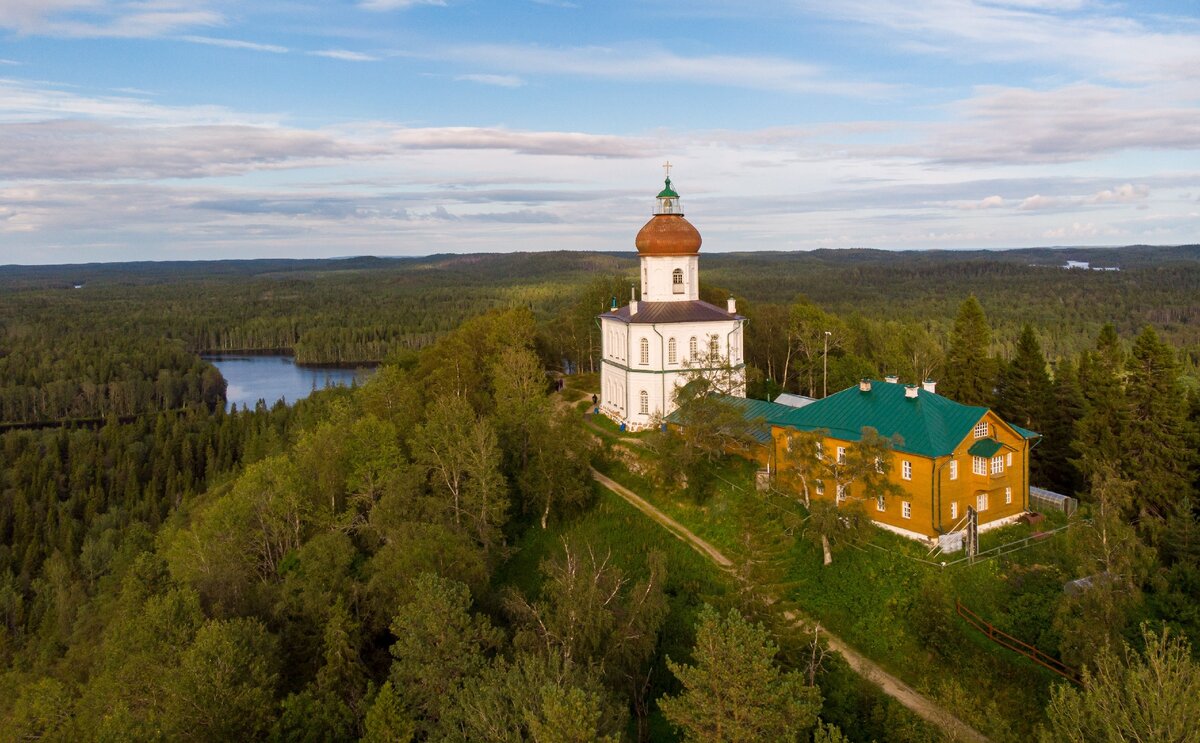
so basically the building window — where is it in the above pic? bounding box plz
[977,493,989,511]
[876,496,886,512]
[668,337,677,364]
[1006,452,1012,467]
[639,337,649,365]
[709,335,719,358]
[836,484,847,503]
[1005,487,1012,505]
[902,460,912,480]
[672,268,684,294]
[949,460,958,480]
[639,390,648,415]
[837,446,847,464]
[974,421,988,439]
[902,501,912,519]
[874,457,884,474]
[815,480,825,495]
[689,336,698,360]
[991,456,1003,475]
[951,501,958,520]
[972,456,987,476]
[816,441,824,460]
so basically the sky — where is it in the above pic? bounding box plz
[1,0,1199,265]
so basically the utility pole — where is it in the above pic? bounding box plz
[823,330,831,398]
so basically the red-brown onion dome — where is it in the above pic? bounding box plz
[634,214,702,255]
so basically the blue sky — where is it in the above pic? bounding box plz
[1,0,1198,264]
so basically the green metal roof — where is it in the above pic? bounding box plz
[657,177,679,198]
[1011,423,1042,440]
[774,380,991,458]
[666,395,794,443]
[967,438,1005,458]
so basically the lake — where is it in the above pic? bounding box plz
[203,354,372,411]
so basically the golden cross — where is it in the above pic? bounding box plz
[662,160,672,179]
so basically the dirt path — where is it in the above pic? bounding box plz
[590,467,990,743]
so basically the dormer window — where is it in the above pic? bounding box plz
[672,268,684,294]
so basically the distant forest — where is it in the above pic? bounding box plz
[2,245,1197,424]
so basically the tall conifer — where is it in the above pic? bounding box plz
[1073,326,1128,488]
[941,295,995,406]
[1039,357,1085,493]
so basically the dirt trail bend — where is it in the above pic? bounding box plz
[590,467,991,743]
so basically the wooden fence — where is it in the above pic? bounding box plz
[955,601,1082,685]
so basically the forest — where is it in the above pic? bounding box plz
[1,245,1198,741]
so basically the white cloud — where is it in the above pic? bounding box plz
[1018,194,1061,210]
[0,1,221,38]
[310,49,380,62]
[446,44,897,97]
[1088,183,1149,204]
[454,73,525,88]
[959,194,1005,210]
[180,35,288,53]
[358,0,445,10]
[388,126,649,158]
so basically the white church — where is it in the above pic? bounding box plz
[598,171,746,430]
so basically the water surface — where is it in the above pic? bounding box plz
[203,354,370,411]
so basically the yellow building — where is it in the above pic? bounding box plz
[755,378,1041,542]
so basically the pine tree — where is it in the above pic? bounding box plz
[659,606,820,742]
[941,295,996,406]
[1039,358,1086,493]
[1073,327,1129,488]
[996,324,1052,432]
[1122,326,1194,538]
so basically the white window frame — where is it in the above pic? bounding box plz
[974,421,988,439]
[639,337,649,365]
[1006,452,1013,467]
[991,456,1003,475]
[1005,487,1012,505]
[901,460,912,480]
[836,483,847,503]
[949,460,958,480]
[977,492,989,511]
[639,390,648,415]
[902,501,912,519]
[972,456,987,476]
[816,441,824,461]
[815,479,825,495]
[951,501,958,520]
[672,268,684,294]
[874,456,884,474]
[709,335,719,358]
[667,337,677,364]
[689,336,698,360]
[876,496,886,512]
[837,446,847,465]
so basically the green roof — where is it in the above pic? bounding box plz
[774,381,991,458]
[666,395,795,443]
[1011,423,1042,440]
[967,438,1005,458]
[657,177,679,198]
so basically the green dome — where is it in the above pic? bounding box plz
[656,177,679,198]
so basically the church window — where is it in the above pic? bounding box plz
[949,460,958,480]
[709,335,719,358]
[639,390,648,415]
[668,338,677,364]
[902,460,912,480]
[689,336,698,360]
[902,501,912,519]
[639,338,649,365]
[973,421,988,439]
[672,268,684,294]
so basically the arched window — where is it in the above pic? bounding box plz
[639,337,649,365]
[672,268,684,294]
[667,337,677,364]
[709,335,720,358]
[639,390,649,415]
[689,336,698,360]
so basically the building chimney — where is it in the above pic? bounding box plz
[629,285,638,315]
[905,384,919,399]
[859,379,872,392]
[922,379,937,394]
[884,374,899,384]
[727,296,737,314]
